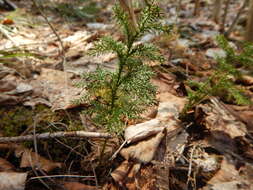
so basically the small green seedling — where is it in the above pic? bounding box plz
[75,0,168,134]
[182,35,252,116]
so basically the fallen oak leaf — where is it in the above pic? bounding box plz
[16,148,62,172]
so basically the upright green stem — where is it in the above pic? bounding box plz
[110,61,124,110]
[110,35,135,111]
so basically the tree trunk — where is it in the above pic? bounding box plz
[245,0,253,42]
[213,0,222,23]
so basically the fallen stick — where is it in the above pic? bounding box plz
[0,131,112,143]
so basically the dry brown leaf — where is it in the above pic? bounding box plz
[63,182,97,190]
[111,160,133,184]
[120,132,165,164]
[125,96,184,144]
[2,18,14,25]
[125,166,156,190]
[124,118,164,143]
[157,92,187,114]
[198,100,247,138]
[65,53,117,75]
[0,172,27,190]
[37,68,82,110]
[0,158,15,172]
[103,183,119,190]
[0,94,19,105]
[228,105,253,132]
[203,158,252,190]
[151,77,175,94]
[237,110,253,132]
[157,100,186,119]
[18,149,62,172]
[238,75,253,86]
[0,64,15,79]
[62,31,94,49]
[0,80,16,92]
[127,163,141,178]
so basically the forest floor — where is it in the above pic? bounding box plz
[0,0,253,190]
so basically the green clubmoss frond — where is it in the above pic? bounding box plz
[90,36,126,57]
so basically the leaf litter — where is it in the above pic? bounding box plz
[0,0,252,190]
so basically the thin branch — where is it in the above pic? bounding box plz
[0,131,112,143]
[31,0,65,57]
[225,0,249,37]
[29,175,95,181]
[83,145,99,187]
[30,0,70,105]
[221,0,231,33]
[31,116,53,190]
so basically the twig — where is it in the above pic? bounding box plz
[110,139,127,160]
[221,0,231,33]
[83,145,99,187]
[175,0,182,25]
[32,117,53,190]
[0,131,112,143]
[55,139,85,160]
[98,139,108,167]
[187,145,196,189]
[225,0,249,37]
[31,0,65,57]
[29,175,95,181]
[31,0,70,104]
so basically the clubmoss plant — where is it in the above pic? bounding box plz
[182,35,252,116]
[75,0,169,134]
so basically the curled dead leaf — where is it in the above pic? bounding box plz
[124,118,164,144]
[0,172,27,190]
[120,132,165,164]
